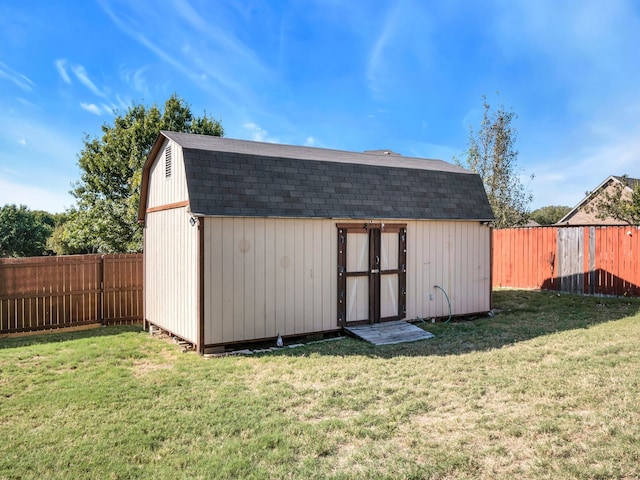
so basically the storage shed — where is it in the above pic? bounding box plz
[138,131,494,353]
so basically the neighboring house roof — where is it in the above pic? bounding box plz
[557,175,640,225]
[139,131,495,222]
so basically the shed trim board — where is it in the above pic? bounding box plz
[140,132,494,352]
[145,200,190,215]
[197,218,205,353]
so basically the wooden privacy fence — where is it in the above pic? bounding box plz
[0,254,142,334]
[493,226,640,296]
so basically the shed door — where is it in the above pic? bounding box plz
[337,224,406,326]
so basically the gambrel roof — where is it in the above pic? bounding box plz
[139,131,494,222]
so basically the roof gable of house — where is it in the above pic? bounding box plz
[139,131,495,222]
[557,175,640,225]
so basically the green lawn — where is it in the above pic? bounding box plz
[2,290,640,479]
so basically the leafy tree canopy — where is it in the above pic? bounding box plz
[456,95,533,228]
[530,205,571,225]
[586,175,640,225]
[0,204,53,257]
[60,94,223,254]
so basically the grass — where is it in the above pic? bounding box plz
[1,290,640,479]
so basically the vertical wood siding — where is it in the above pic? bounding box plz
[146,140,189,209]
[203,218,491,345]
[405,221,492,319]
[380,232,399,319]
[346,232,368,322]
[203,217,338,345]
[144,207,199,343]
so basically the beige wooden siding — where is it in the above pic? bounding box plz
[346,232,368,322]
[202,217,490,345]
[406,220,491,318]
[146,140,189,209]
[203,217,337,345]
[380,231,399,319]
[144,206,199,343]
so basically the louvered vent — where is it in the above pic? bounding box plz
[165,146,172,178]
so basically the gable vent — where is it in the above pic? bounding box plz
[165,145,172,178]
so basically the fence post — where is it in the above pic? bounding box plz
[99,255,104,325]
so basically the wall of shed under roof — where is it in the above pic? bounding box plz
[202,217,491,346]
[144,206,199,344]
[405,220,491,319]
[146,139,190,209]
[203,217,338,345]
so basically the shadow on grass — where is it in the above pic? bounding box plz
[268,290,640,359]
[0,324,144,350]
[4,291,639,359]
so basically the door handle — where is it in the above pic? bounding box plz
[371,269,380,274]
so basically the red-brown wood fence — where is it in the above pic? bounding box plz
[493,226,640,296]
[0,254,142,335]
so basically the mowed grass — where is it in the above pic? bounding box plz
[1,290,640,479]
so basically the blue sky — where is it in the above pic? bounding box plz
[1,0,640,213]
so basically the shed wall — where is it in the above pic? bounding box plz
[406,220,491,319]
[144,207,199,343]
[202,217,491,346]
[203,217,337,345]
[146,139,189,209]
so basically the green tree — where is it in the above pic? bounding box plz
[587,175,640,225]
[63,94,223,254]
[0,204,53,257]
[530,205,571,225]
[456,95,533,228]
[46,211,94,255]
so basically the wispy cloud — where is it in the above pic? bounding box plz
[55,59,71,84]
[366,17,394,100]
[70,64,105,98]
[365,3,431,102]
[120,66,149,96]
[101,103,115,115]
[243,122,279,143]
[0,62,35,92]
[16,97,37,109]
[98,0,277,116]
[80,103,102,115]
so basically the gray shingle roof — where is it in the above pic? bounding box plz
[147,131,494,221]
[613,175,640,189]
